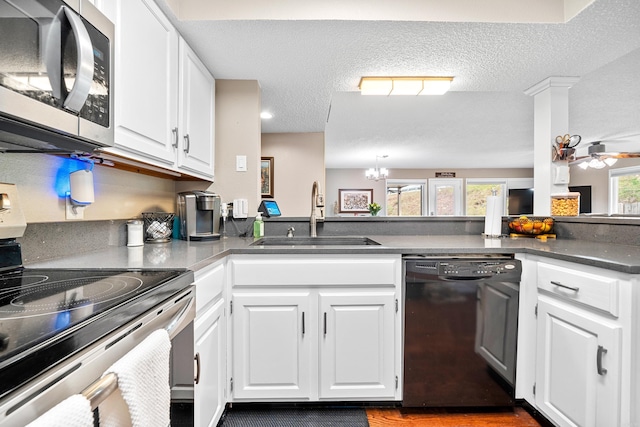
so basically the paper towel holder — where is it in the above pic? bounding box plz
[67,168,95,217]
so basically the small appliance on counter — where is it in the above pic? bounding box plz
[176,191,221,241]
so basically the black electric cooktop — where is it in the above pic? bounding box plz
[0,267,193,400]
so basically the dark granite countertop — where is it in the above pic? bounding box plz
[27,234,640,275]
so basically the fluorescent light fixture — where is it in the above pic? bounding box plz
[260,111,273,119]
[359,76,453,96]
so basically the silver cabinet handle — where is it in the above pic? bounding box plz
[45,6,94,112]
[550,280,579,292]
[597,345,608,375]
[302,312,305,335]
[183,134,190,153]
[194,352,201,384]
[172,127,179,148]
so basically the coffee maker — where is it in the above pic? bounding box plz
[176,191,221,241]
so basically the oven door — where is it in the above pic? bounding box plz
[0,0,113,147]
[0,285,195,426]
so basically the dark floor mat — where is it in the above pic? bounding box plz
[218,406,370,427]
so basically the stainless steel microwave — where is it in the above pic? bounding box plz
[0,0,113,153]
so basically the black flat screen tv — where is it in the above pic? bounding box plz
[568,185,592,213]
[508,188,534,215]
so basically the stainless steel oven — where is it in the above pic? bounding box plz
[0,183,195,425]
[0,0,113,152]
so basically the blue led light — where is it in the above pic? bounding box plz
[54,158,89,198]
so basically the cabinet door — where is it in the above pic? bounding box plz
[177,38,215,178]
[108,0,179,164]
[318,291,396,399]
[536,296,621,427]
[232,292,311,399]
[194,299,226,427]
[475,281,519,385]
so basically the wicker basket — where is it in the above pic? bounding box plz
[142,212,175,243]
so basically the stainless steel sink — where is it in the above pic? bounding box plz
[251,236,381,246]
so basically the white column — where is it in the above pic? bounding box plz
[524,77,580,216]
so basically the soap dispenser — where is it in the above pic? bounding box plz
[253,212,264,239]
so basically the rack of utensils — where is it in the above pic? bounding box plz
[552,134,581,161]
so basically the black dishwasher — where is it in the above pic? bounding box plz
[403,255,521,408]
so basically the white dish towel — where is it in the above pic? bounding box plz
[99,329,172,427]
[26,394,94,427]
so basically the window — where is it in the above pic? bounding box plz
[386,180,426,216]
[428,179,463,216]
[465,179,507,216]
[609,166,640,215]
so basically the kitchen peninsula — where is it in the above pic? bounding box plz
[24,215,640,427]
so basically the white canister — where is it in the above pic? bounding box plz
[127,220,144,247]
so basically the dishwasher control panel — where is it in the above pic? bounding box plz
[405,257,521,281]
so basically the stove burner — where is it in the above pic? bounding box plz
[0,275,144,320]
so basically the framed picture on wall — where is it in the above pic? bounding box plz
[338,189,373,213]
[261,157,274,198]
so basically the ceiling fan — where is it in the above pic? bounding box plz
[570,141,640,169]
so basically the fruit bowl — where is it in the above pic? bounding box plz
[508,216,554,235]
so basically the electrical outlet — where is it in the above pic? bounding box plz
[66,197,84,220]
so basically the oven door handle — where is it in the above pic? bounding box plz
[165,288,195,339]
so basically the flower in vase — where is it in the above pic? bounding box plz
[368,203,381,216]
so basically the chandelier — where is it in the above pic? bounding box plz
[366,155,389,181]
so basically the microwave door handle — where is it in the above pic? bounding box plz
[44,8,63,102]
[60,6,94,113]
[44,7,94,113]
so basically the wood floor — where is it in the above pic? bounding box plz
[366,407,543,427]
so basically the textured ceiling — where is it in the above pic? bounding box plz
[158,0,640,169]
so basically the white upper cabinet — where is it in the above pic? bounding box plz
[177,39,215,177]
[94,0,215,180]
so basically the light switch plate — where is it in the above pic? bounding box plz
[236,155,247,172]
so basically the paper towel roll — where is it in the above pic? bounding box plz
[484,195,503,237]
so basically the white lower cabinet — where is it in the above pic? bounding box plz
[229,254,402,402]
[195,298,226,427]
[318,291,396,399]
[535,295,621,427]
[231,292,312,400]
[531,259,635,427]
[193,261,226,427]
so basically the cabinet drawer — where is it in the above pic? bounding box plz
[537,262,619,316]
[195,262,225,314]
[231,255,399,287]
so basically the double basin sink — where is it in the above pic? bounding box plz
[251,236,381,246]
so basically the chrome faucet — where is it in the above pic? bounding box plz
[310,181,325,237]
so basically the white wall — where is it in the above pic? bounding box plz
[180,80,262,214]
[261,132,325,216]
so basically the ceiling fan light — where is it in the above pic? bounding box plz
[604,157,618,166]
[577,161,589,170]
[588,158,606,169]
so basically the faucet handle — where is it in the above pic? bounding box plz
[287,227,295,237]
